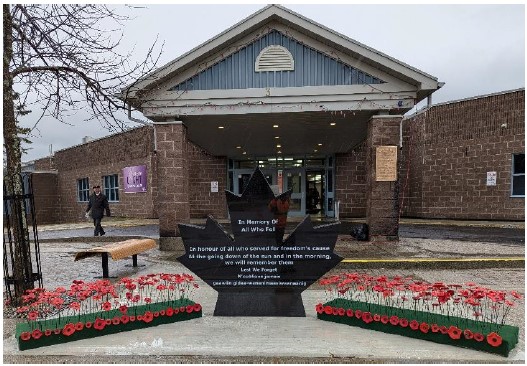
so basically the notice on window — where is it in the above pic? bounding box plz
[376,146,398,182]
[486,171,497,186]
[123,165,147,193]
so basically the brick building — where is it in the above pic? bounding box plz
[26,6,524,247]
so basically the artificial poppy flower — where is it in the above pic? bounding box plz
[44,329,52,336]
[186,305,194,313]
[144,297,152,303]
[28,311,39,321]
[20,332,31,341]
[463,329,473,339]
[389,316,399,326]
[112,316,121,325]
[473,332,484,342]
[419,322,430,333]
[362,312,373,324]
[160,310,165,316]
[85,322,92,328]
[380,315,389,324]
[346,309,354,317]
[193,303,202,312]
[153,311,160,318]
[324,305,332,315]
[431,324,439,333]
[510,290,522,299]
[62,324,75,337]
[448,326,462,340]
[75,322,84,331]
[399,318,408,327]
[315,303,324,314]
[174,308,179,315]
[439,326,448,334]
[142,311,154,323]
[31,329,43,340]
[105,319,112,325]
[337,308,346,316]
[119,305,128,314]
[373,314,381,322]
[354,310,362,319]
[129,316,136,322]
[409,320,419,330]
[54,329,62,335]
[121,315,130,324]
[137,315,143,321]
[102,302,112,311]
[94,318,106,331]
[166,307,174,316]
[69,302,81,311]
[180,306,186,313]
[486,332,502,347]
[332,307,339,316]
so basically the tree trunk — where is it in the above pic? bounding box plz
[3,4,34,305]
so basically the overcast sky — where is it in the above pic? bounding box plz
[18,3,525,162]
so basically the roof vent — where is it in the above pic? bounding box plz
[255,45,294,72]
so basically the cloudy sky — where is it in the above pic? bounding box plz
[18,3,525,162]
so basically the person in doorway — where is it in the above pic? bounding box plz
[85,185,111,236]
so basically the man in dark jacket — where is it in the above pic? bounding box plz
[86,185,111,236]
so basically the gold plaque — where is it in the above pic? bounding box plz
[376,146,398,181]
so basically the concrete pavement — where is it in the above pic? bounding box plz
[3,218,525,363]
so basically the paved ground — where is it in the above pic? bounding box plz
[3,218,525,363]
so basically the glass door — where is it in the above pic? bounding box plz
[284,169,304,216]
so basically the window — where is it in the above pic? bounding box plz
[511,154,525,197]
[77,178,90,202]
[103,174,120,202]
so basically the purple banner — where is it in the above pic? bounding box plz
[123,165,147,193]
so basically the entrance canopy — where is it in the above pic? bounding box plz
[121,5,442,158]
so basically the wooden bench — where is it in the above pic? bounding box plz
[74,239,157,278]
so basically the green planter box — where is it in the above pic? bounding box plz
[16,299,202,351]
[317,298,519,357]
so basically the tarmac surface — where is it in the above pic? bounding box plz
[3,217,525,364]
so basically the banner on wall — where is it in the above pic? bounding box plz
[123,165,147,193]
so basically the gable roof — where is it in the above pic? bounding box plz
[122,4,440,105]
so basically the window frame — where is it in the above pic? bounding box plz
[77,178,90,202]
[511,153,525,198]
[103,174,120,202]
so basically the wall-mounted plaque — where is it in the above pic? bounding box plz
[376,146,398,181]
[486,171,497,186]
[123,165,147,193]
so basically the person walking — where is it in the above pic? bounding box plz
[85,185,111,236]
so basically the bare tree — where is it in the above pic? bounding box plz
[3,4,162,304]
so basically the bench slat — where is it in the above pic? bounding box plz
[74,239,156,261]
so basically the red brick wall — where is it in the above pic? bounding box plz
[335,142,367,218]
[188,143,228,219]
[42,126,157,223]
[400,90,525,220]
[30,172,59,225]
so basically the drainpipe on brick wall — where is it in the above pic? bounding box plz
[127,105,157,152]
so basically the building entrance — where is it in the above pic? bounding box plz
[228,156,335,218]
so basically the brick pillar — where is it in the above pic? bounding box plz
[155,122,190,250]
[365,115,402,241]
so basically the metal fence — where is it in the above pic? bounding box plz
[3,173,43,302]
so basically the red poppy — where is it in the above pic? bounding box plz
[105,319,112,325]
[362,312,373,324]
[179,306,186,313]
[439,326,448,334]
[85,321,92,328]
[20,332,31,341]
[389,316,399,326]
[54,329,62,335]
[380,315,389,324]
[119,305,128,314]
[346,309,354,317]
[101,302,111,311]
[120,315,129,324]
[153,311,160,318]
[193,303,202,312]
[94,318,106,331]
[332,307,339,316]
[486,332,502,347]
[186,305,194,313]
[463,329,473,339]
[62,324,75,337]
[28,311,39,321]
[160,310,165,316]
[448,326,462,340]
[409,320,419,330]
[473,332,484,342]
[129,316,136,322]
[373,314,381,322]
[337,308,346,316]
[399,318,408,327]
[315,303,324,314]
[112,316,121,325]
[142,311,154,323]
[75,322,84,331]
[31,329,43,340]
[166,307,174,316]
[44,329,52,336]
[431,324,439,333]
[510,290,522,299]
[419,322,430,333]
[137,315,143,321]
[173,308,179,315]
[354,310,362,319]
